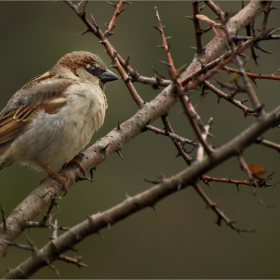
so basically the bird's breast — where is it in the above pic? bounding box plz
[63,83,107,148]
[18,83,107,170]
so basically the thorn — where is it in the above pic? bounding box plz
[124,55,130,67]
[144,178,160,185]
[241,99,249,104]
[75,29,90,37]
[48,262,60,276]
[159,60,171,67]
[251,78,257,87]
[97,231,105,238]
[167,42,171,52]
[198,58,205,68]
[24,233,37,251]
[150,204,159,216]
[207,132,215,138]
[0,202,7,231]
[177,183,183,190]
[101,143,110,154]
[236,184,240,193]
[273,68,280,76]
[86,214,93,222]
[185,15,194,21]
[216,216,222,226]
[153,25,162,32]
[116,150,123,160]
[90,13,98,29]
[62,188,68,197]
[105,31,115,37]
[238,52,248,60]
[177,64,187,75]
[59,254,89,268]
[107,1,117,8]
[149,60,166,79]
[117,120,122,130]
[77,175,92,182]
[3,239,35,252]
[117,7,128,15]
[174,151,182,159]
[77,0,87,9]
[89,167,96,183]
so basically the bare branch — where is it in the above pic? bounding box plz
[4,105,280,278]
[192,1,205,55]
[64,0,144,107]
[193,183,254,235]
[145,124,197,147]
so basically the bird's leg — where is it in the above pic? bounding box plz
[37,162,68,194]
[65,153,86,176]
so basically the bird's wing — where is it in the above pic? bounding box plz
[0,71,73,145]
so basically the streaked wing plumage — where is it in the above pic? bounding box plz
[0,72,72,145]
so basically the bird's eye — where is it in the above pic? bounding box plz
[87,65,97,74]
[87,65,105,78]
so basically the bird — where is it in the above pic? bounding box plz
[0,51,118,188]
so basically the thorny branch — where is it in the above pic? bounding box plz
[193,182,254,235]
[65,0,144,107]
[152,4,279,238]
[192,1,205,55]
[154,6,213,156]
[104,0,131,37]
[4,103,280,277]
[1,0,280,278]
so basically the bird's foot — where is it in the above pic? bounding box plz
[38,163,69,195]
[66,153,86,176]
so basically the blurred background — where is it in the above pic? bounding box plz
[0,1,280,278]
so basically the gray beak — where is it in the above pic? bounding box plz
[100,69,119,83]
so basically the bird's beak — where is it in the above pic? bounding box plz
[100,69,119,83]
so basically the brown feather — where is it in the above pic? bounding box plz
[20,71,59,90]
[0,73,72,145]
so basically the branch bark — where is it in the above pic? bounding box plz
[0,0,266,269]
[4,104,280,278]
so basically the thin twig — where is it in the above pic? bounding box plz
[192,1,205,55]
[154,7,213,157]
[255,138,280,153]
[222,66,280,81]
[104,0,129,37]
[193,182,255,235]
[146,124,197,147]
[202,80,256,116]
[64,0,144,107]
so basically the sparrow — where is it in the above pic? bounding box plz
[0,51,118,187]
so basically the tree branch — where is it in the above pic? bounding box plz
[0,0,267,266]
[4,104,280,279]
